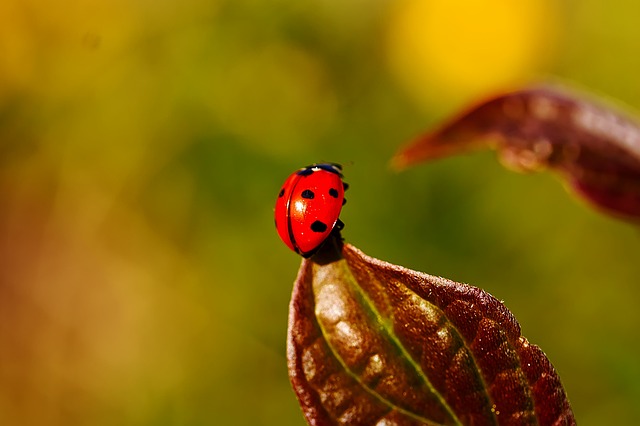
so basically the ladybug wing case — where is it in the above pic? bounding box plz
[275,169,345,257]
[275,173,299,253]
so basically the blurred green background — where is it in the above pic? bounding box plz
[1,0,639,425]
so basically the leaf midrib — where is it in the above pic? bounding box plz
[313,260,463,426]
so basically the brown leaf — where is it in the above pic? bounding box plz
[287,240,575,425]
[392,86,640,220]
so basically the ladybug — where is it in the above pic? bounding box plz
[275,163,348,257]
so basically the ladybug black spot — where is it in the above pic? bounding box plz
[328,188,339,198]
[310,220,328,233]
[278,188,285,197]
[301,189,315,199]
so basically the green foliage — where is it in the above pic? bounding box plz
[1,0,640,425]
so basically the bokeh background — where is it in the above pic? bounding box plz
[1,0,639,424]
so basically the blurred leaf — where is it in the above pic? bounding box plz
[287,240,575,425]
[393,86,640,221]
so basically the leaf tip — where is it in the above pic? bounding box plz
[389,151,411,171]
[392,133,456,170]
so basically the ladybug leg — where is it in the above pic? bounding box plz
[335,219,345,231]
[342,182,349,206]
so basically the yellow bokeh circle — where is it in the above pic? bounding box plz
[386,0,559,108]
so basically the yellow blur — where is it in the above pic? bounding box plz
[386,0,559,108]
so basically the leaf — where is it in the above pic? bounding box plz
[287,240,575,426]
[392,86,640,221]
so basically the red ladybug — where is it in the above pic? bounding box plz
[275,163,347,257]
